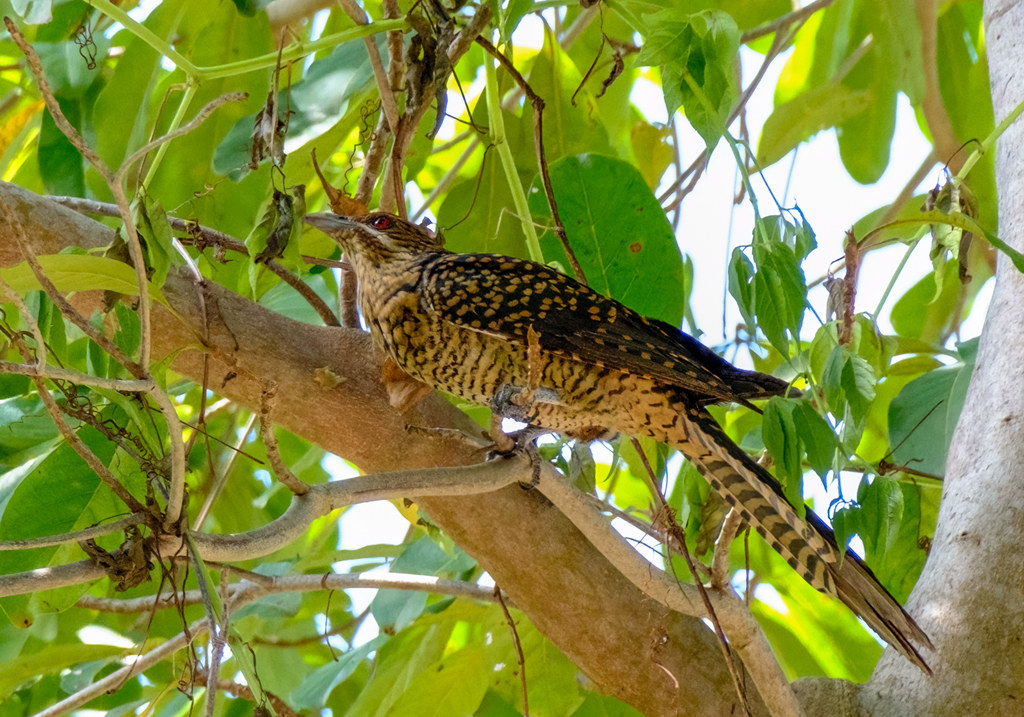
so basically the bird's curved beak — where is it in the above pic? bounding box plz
[304,212,359,235]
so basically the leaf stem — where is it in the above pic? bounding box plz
[483,44,544,263]
[958,95,1024,181]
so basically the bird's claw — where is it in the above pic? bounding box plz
[485,421,545,487]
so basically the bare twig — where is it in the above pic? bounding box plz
[114,93,249,183]
[78,571,504,613]
[336,0,400,134]
[496,586,529,715]
[259,385,311,495]
[0,264,46,371]
[193,412,258,530]
[0,513,145,551]
[51,195,342,327]
[0,196,143,376]
[838,231,861,346]
[711,508,745,589]
[263,260,341,326]
[33,618,210,717]
[150,387,188,532]
[0,457,528,598]
[628,438,752,717]
[0,362,158,392]
[534,460,803,717]
[741,0,837,43]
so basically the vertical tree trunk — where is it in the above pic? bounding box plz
[854,1,1024,713]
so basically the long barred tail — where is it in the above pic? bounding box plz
[676,402,933,673]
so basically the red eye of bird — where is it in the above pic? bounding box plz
[370,215,392,230]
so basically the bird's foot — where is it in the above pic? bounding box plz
[490,383,561,423]
[485,416,545,487]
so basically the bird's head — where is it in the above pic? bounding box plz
[305,212,444,267]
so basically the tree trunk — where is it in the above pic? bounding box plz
[801,1,1024,714]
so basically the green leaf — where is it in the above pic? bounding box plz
[111,301,142,357]
[371,537,452,632]
[792,402,837,478]
[855,478,931,601]
[499,0,535,42]
[749,217,811,355]
[0,254,165,303]
[343,622,454,716]
[888,339,975,477]
[94,2,187,170]
[290,637,384,708]
[38,104,85,196]
[436,156,527,258]
[0,643,122,699]
[147,0,273,238]
[757,83,870,167]
[131,195,175,287]
[761,398,802,504]
[638,9,739,148]
[727,247,756,329]
[836,49,896,184]
[213,36,381,177]
[890,260,961,344]
[0,395,59,467]
[821,345,876,428]
[387,644,489,717]
[0,425,119,625]
[529,154,687,324]
[519,27,612,161]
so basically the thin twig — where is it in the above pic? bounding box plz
[0,513,145,550]
[711,508,744,589]
[740,0,837,43]
[151,387,187,532]
[0,265,46,371]
[0,196,143,376]
[475,36,587,285]
[337,0,400,135]
[33,618,210,717]
[114,93,249,183]
[495,586,529,716]
[77,572,505,613]
[193,412,258,530]
[259,385,311,495]
[263,260,341,326]
[0,362,158,392]
[51,195,341,326]
[33,374,147,513]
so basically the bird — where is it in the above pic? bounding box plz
[305,210,933,672]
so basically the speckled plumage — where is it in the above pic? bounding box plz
[306,210,932,671]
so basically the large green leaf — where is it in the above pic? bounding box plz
[436,154,527,258]
[757,83,869,167]
[0,254,164,302]
[528,154,688,324]
[0,425,118,625]
[888,339,976,477]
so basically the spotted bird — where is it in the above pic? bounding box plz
[306,210,932,672]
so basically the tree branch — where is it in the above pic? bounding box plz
[0,183,769,717]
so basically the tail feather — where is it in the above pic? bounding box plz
[676,402,933,672]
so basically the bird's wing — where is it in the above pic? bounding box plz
[420,253,789,404]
